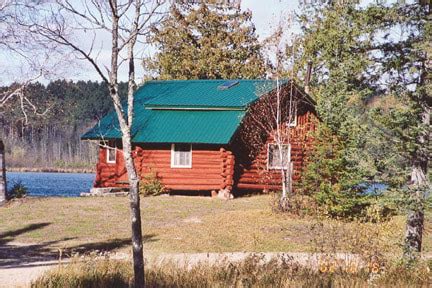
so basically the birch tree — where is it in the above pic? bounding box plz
[238,21,302,209]
[1,0,68,185]
[15,1,165,286]
[1,0,61,122]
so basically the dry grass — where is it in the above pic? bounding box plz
[0,195,430,257]
[32,255,432,288]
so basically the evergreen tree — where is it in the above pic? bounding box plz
[295,4,381,218]
[295,1,431,255]
[146,2,266,80]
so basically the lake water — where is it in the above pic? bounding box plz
[6,172,95,197]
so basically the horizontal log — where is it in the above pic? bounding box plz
[148,166,222,174]
[141,161,221,166]
[97,164,116,169]
[147,159,220,164]
[236,183,275,190]
[161,179,222,185]
[238,176,262,182]
[165,184,221,190]
[145,168,222,174]
[145,157,221,163]
[239,172,300,180]
[141,164,222,171]
[139,154,221,160]
[254,156,304,162]
[100,173,119,178]
[155,173,222,180]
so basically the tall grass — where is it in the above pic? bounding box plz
[32,255,432,288]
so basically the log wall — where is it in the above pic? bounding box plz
[93,109,316,193]
[94,143,229,191]
[233,110,317,192]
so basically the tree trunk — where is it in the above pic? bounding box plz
[122,132,145,288]
[404,205,424,255]
[404,163,427,258]
[404,106,430,259]
[0,140,7,204]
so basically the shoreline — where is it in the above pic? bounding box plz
[7,167,95,174]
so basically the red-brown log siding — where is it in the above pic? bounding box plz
[233,110,317,192]
[94,144,233,191]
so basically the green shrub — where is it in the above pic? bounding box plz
[297,124,398,221]
[363,200,397,223]
[139,172,166,197]
[8,181,28,199]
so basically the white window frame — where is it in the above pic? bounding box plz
[287,114,297,127]
[267,143,291,170]
[287,106,297,127]
[170,143,192,168]
[106,143,117,164]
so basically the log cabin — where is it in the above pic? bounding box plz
[81,79,317,196]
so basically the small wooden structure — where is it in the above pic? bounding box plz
[82,80,317,195]
[0,140,7,203]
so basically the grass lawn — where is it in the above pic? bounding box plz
[0,195,430,257]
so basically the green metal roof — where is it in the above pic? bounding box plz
[81,79,281,144]
[136,79,280,108]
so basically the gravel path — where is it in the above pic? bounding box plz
[0,260,61,288]
[0,241,61,287]
[2,241,431,288]
[0,241,362,288]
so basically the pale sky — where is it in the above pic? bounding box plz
[1,0,300,84]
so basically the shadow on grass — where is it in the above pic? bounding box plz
[0,223,157,268]
[67,234,157,255]
[0,222,51,245]
[0,222,69,268]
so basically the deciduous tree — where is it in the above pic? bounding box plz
[15,1,166,286]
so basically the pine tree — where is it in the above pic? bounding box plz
[295,1,431,255]
[146,2,266,80]
[294,4,380,218]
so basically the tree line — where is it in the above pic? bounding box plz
[0,80,127,170]
[1,2,267,171]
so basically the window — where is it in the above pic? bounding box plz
[287,114,297,127]
[171,144,192,168]
[287,106,297,127]
[106,143,116,164]
[268,144,290,170]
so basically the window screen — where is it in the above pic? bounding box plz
[171,144,192,168]
[107,144,116,163]
[268,144,290,169]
